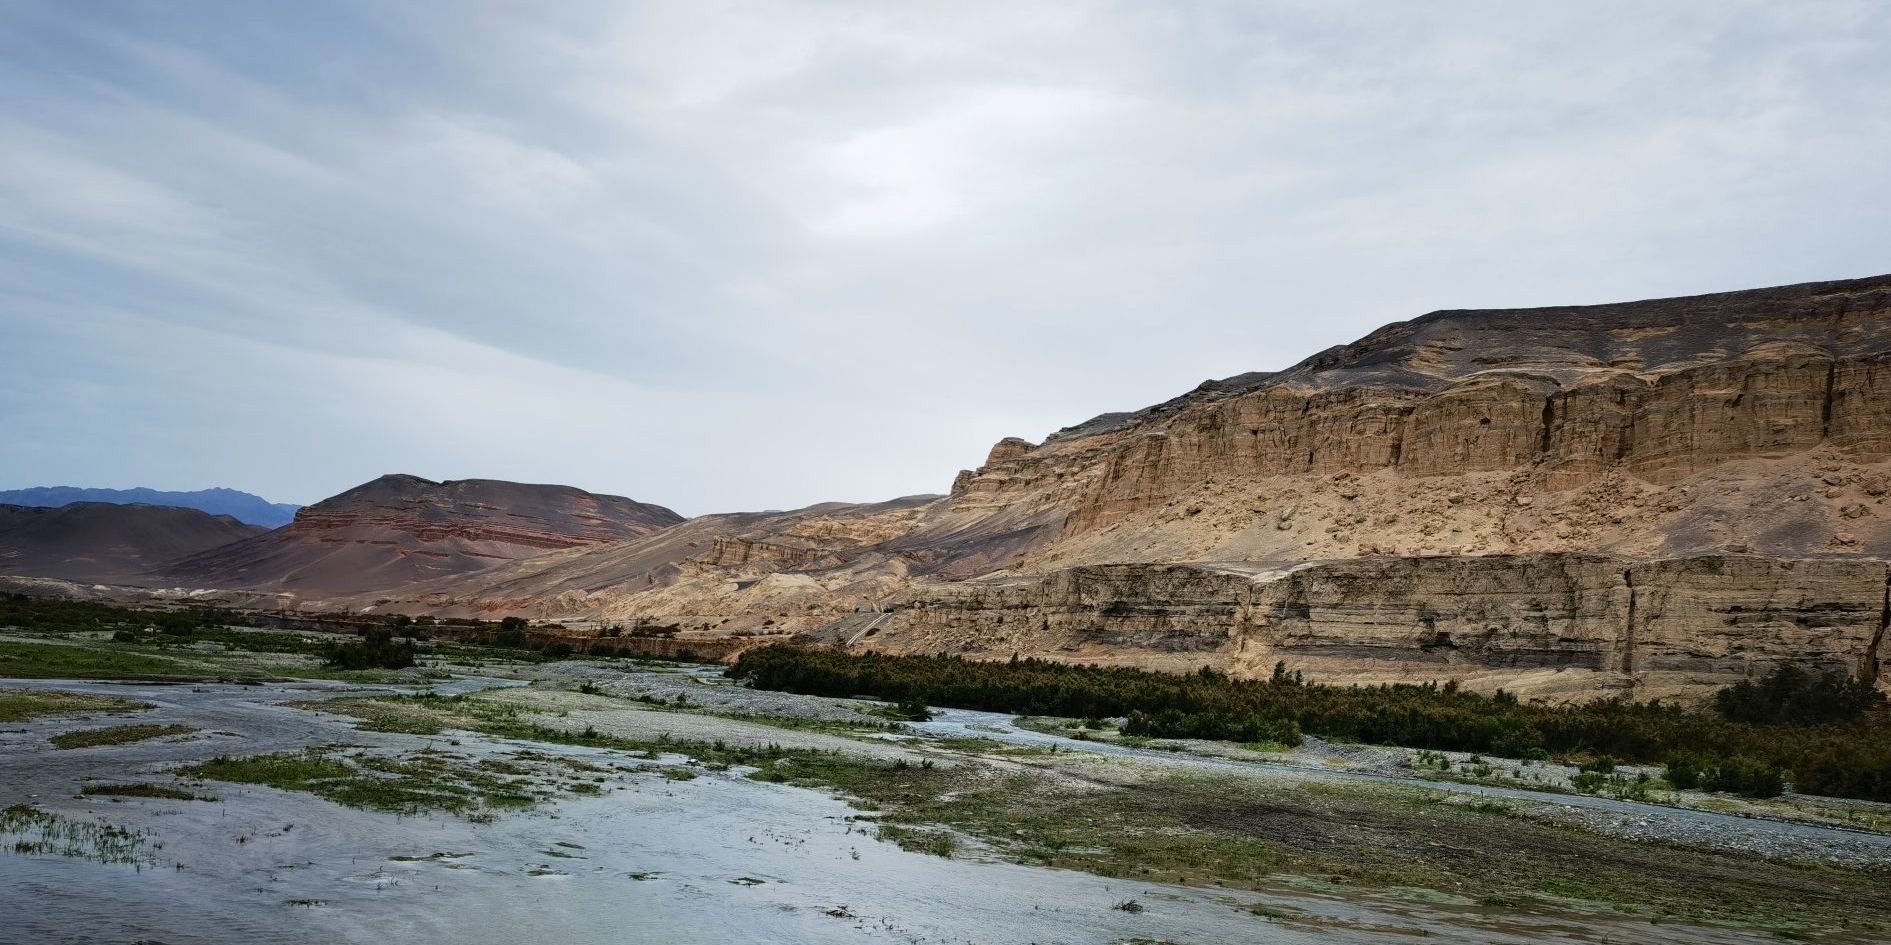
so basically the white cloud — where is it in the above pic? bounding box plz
[1,0,1888,512]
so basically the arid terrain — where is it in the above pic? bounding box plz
[1,618,1887,944]
[8,275,1891,703]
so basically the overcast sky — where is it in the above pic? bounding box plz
[2,2,1889,514]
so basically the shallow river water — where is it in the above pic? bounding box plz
[0,678,1870,945]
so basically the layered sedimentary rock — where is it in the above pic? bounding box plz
[848,555,1890,700]
[950,274,1891,540]
[161,475,682,594]
[180,273,1891,698]
[0,502,266,583]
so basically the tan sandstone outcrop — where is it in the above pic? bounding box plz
[952,275,1891,539]
[846,555,1889,701]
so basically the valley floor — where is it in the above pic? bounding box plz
[0,627,1887,943]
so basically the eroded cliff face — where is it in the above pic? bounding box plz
[849,555,1891,701]
[952,275,1891,551]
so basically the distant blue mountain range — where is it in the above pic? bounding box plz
[0,486,301,528]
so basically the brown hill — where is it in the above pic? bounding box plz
[161,474,682,595]
[323,495,942,620]
[0,502,265,583]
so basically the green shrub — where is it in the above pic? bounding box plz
[1702,755,1785,798]
[324,628,416,671]
[727,646,1891,802]
[1715,665,1883,726]
[1665,753,1703,790]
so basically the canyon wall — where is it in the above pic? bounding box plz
[849,555,1890,701]
[951,276,1891,542]
[955,347,1891,537]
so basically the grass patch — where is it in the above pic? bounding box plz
[877,823,956,857]
[388,851,474,862]
[0,642,203,681]
[81,782,212,801]
[1242,740,1293,753]
[51,723,195,749]
[293,698,446,734]
[116,627,334,657]
[178,746,548,818]
[0,688,149,721]
[0,804,152,865]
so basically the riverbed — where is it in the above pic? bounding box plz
[0,676,1878,944]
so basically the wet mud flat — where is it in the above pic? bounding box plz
[0,677,1885,945]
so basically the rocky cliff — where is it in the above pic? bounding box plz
[953,274,1891,554]
[835,555,1888,701]
[160,474,682,594]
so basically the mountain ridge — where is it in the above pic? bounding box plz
[0,486,301,528]
[0,502,266,583]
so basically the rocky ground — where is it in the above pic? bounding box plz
[527,661,886,724]
[7,622,1891,936]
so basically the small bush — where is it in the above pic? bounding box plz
[1665,751,1783,797]
[894,697,933,722]
[1703,755,1785,798]
[1666,755,1701,789]
[324,628,416,671]
[1578,755,1618,775]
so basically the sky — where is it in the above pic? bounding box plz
[2,1,1889,515]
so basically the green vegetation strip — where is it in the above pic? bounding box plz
[0,688,149,721]
[730,646,1891,802]
[793,747,1885,934]
[51,723,196,749]
[178,746,546,819]
[82,782,212,801]
[0,641,205,681]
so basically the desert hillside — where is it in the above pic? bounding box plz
[0,502,265,583]
[157,474,683,594]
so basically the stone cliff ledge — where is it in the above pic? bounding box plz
[836,553,1891,703]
